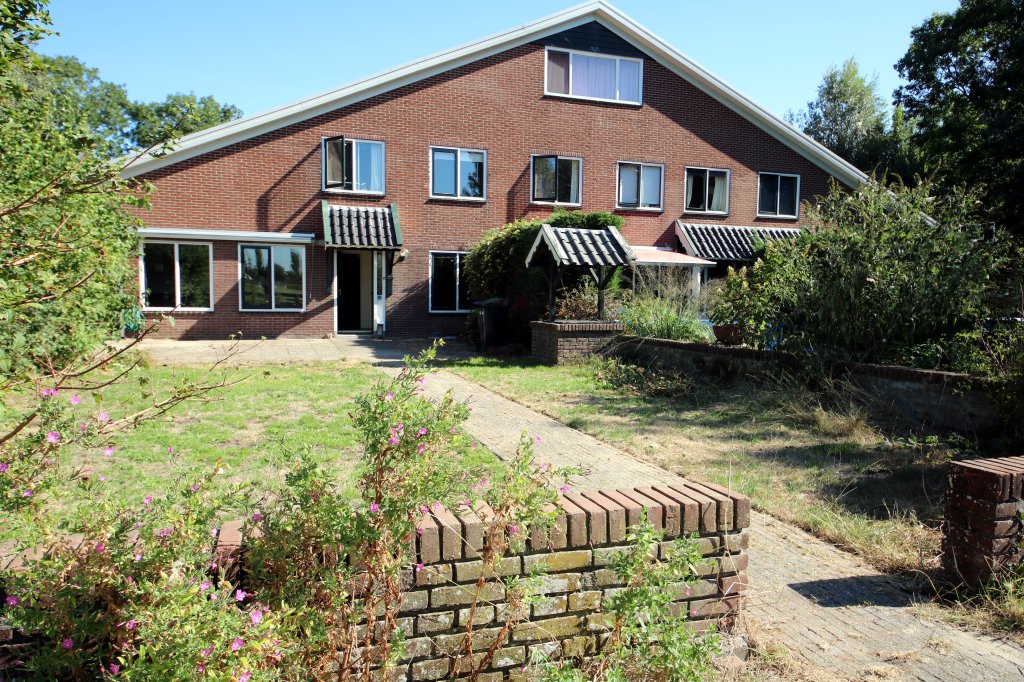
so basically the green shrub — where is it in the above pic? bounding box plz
[623,296,713,343]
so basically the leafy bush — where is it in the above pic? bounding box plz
[711,179,1011,368]
[623,296,713,343]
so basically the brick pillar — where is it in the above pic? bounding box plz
[943,457,1024,584]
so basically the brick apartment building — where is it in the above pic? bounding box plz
[123,1,866,340]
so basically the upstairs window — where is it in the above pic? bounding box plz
[324,137,385,194]
[617,162,663,210]
[757,172,800,218]
[430,147,487,200]
[545,47,642,105]
[685,168,730,214]
[532,155,582,205]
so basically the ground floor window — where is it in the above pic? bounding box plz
[141,241,213,310]
[240,244,306,311]
[429,251,470,313]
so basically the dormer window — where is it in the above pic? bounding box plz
[323,136,385,194]
[545,47,642,105]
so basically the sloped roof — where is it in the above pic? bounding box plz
[322,201,403,249]
[525,225,635,268]
[120,2,866,188]
[675,222,802,262]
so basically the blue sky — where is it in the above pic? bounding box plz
[39,1,958,121]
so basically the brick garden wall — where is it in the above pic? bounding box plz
[530,321,625,366]
[944,457,1024,585]
[212,482,750,680]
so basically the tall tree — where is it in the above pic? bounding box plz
[896,0,1024,235]
[791,58,889,172]
[127,92,242,149]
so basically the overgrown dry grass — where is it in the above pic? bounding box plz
[445,355,961,574]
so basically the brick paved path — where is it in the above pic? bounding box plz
[141,340,1024,681]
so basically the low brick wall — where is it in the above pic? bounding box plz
[530,321,624,366]
[220,482,750,680]
[611,336,1000,435]
[943,457,1024,584]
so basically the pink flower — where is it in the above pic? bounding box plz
[5,596,17,607]
[415,527,423,536]
[46,431,60,444]
[62,637,74,650]
[432,501,441,511]
[166,446,173,454]
[509,525,519,535]
[134,553,142,561]
[238,672,252,682]
[417,376,425,384]
[417,427,428,436]
[369,503,380,513]
[109,663,120,675]
[414,562,424,573]
[95,543,105,554]
[559,485,570,493]
[125,620,136,630]
[231,637,244,652]
[70,395,82,405]
[387,437,399,445]
[0,463,8,473]
[41,388,58,397]
[191,484,200,492]
[535,436,542,444]
[199,580,211,591]
[539,462,550,472]
[22,490,32,497]
[97,412,110,422]
[98,475,106,481]
[250,609,263,625]
[251,512,262,522]
[416,443,426,454]
[143,496,152,505]
[196,664,206,674]
[157,528,172,538]
[103,446,115,458]
[210,528,218,538]
[384,391,394,401]
[200,645,214,658]
[234,589,247,602]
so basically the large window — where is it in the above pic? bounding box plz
[685,167,730,214]
[430,147,486,200]
[429,252,470,313]
[141,242,212,311]
[545,47,642,105]
[323,137,385,194]
[239,244,306,312]
[617,162,663,210]
[531,155,582,205]
[757,173,800,218]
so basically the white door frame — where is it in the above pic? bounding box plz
[334,249,384,334]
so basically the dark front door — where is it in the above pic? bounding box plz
[337,252,363,331]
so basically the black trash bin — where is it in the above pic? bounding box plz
[477,297,509,350]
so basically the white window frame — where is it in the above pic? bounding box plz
[615,161,665,211]
[543,46,644,106]
[529,154,584,207]
[683,167,731,216]
[756,172,801,219]
[428,146,488,202]
[428,250,470,314]
[139,240,214,312]
[321,137,386,196]
[237,243,307,313]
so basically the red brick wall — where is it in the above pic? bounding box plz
[137,43,840,339]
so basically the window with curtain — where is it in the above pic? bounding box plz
[531,155,581,205]
[431,147,487,200]
[685,168,729,214]
[240,244,306,311]
[141,242,212,311]
[324,137,385,193]
[545,48,642,104]
[617,162,663,210]
[757,172,800,217]
[429,252,470,312]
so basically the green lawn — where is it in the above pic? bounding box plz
[59,359,497,516]
[443,356,953,574]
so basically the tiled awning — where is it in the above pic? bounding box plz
[322,201,403,250]
[525,224,636,268]
[675,221,802,262]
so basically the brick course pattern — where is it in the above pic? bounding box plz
[133,39,840,340]
[944,457,1024,584]
[212,482,751,681]
[530,321,624,365]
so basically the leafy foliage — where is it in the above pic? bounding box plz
[896,0,1024,237]
[622,297,712,343]
[128,93,242,150]
[711,179,1008,368]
